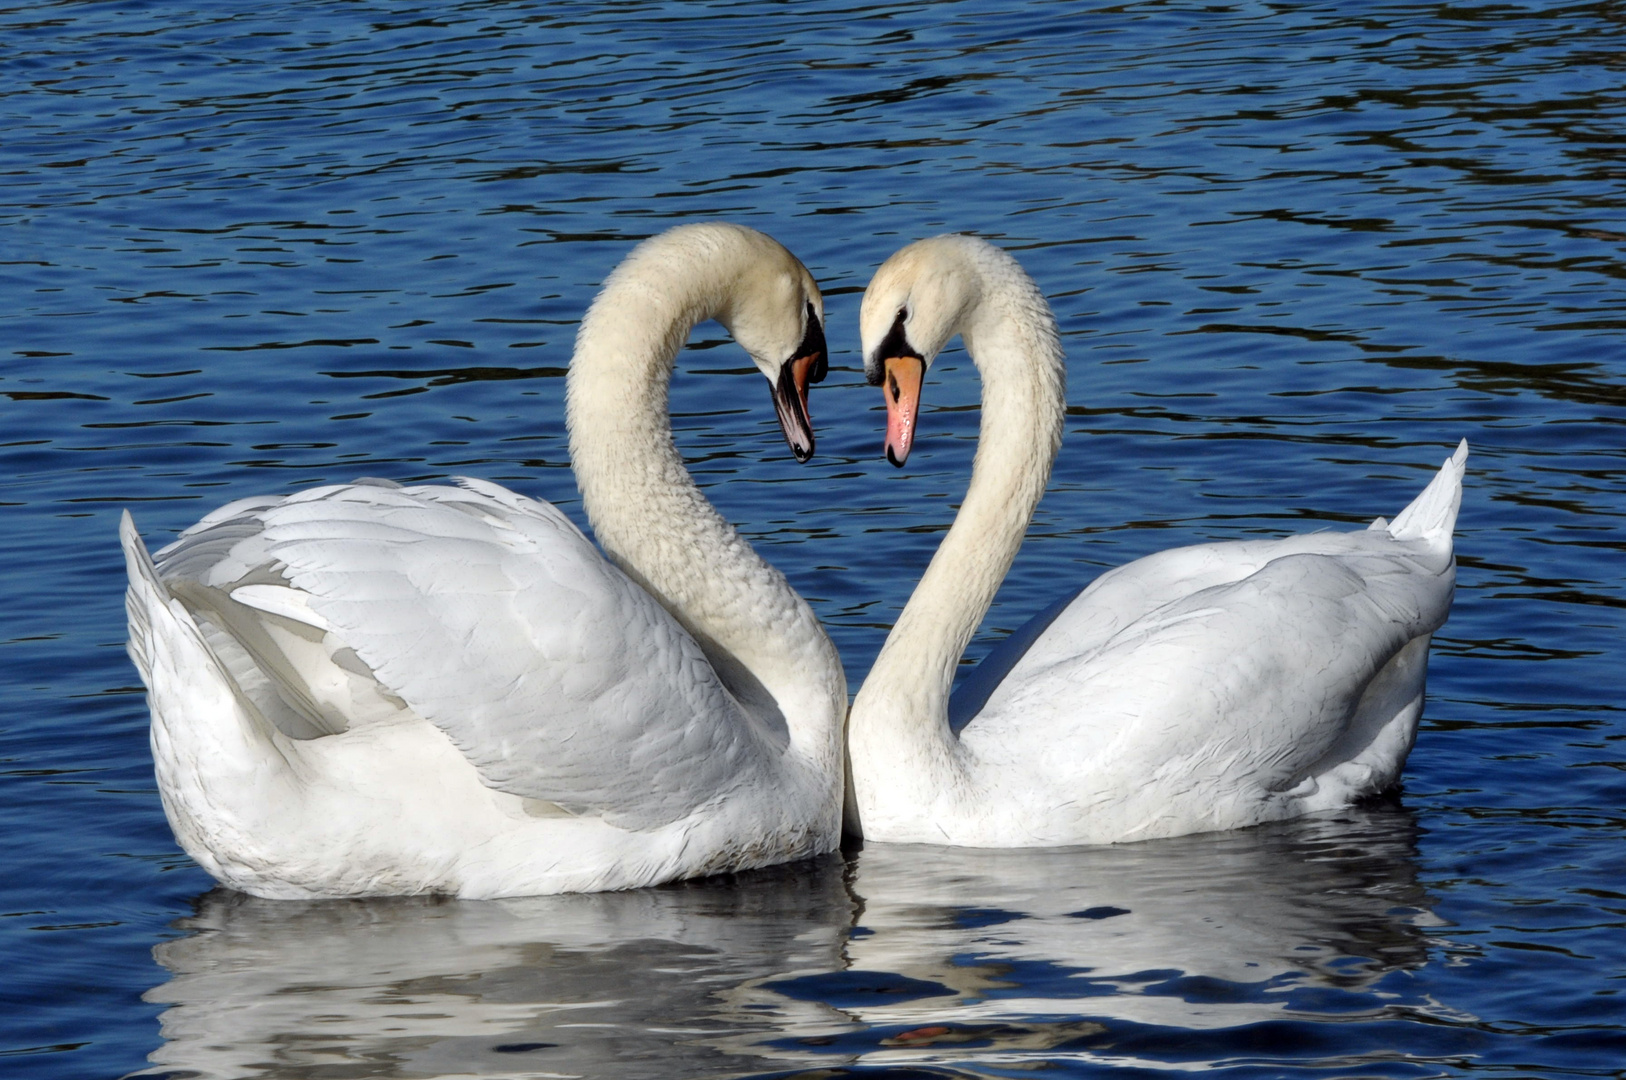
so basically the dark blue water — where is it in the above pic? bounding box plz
[3,1,1624,1076]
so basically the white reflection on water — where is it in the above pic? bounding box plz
[827,807,1470,1073]
[137,806,1465,1078]
[137,858,852,1079]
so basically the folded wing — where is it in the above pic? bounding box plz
[153,479,772,830]
[964,444,1467,801]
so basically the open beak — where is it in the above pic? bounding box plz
[881,354,924,467]
[770,307,827,463]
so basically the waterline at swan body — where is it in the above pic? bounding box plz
[122,223,846,898]
[846,234,1465,847]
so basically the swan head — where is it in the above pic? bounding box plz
[575,222,829,463]
[859,235,987,467]
[730,296,827,465]
[704,226,829,463]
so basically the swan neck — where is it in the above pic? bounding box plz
[859,270,1065,744]
[565,232,842,771]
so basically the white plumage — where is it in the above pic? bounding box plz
[846,234,1466,847]
[122,223,845,898]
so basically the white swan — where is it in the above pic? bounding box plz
[846,234,1466,847]
[121,223,846,898]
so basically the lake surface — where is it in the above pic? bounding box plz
[3,1,1624,1076]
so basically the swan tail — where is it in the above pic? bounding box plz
[122,510,173,686]
[122,511,283,769]
[1384,440,1468,551]
[126,512,307,891]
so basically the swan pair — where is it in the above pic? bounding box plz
[122,223,1466,898]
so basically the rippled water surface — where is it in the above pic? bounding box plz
[4,1,1625,1076]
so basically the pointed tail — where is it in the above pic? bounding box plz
[1385,439,1468,550]
[121,510,169,683]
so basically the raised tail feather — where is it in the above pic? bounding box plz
[122,509,285,767]
[122,509,252,720]
[121,510,169,684]
[1384,439,1468,549]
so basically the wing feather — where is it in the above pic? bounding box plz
[155,481,772,830]
[966,530,1455,797]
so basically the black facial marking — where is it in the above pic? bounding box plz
[798,302,827,383]
[867,307,921,387]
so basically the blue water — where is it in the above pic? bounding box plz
[3,0,1624,1076]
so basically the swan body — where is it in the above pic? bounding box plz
[846,234,1465,847]
[122,223,845,898]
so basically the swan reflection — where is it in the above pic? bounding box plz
[138,857,853,1079]
[823,802,1461,1070]
[138,805,1453,1077]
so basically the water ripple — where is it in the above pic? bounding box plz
[2,1,1624,1076]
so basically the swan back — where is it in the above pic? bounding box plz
[146,480,785,831]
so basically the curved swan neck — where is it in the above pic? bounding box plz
[565,225,842,766]
[857,247,1065,745]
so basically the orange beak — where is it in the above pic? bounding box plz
[772,349,823,463]
[882,354,925,467]
[770,306,828,463]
